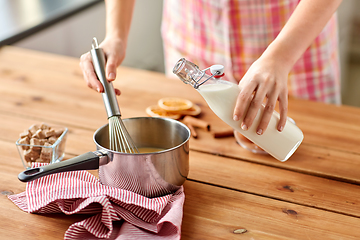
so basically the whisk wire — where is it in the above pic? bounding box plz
[109,116,139,153]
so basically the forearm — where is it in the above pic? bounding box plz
[262,0,342,71]
[104,0,135,45]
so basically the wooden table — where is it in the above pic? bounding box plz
[1,46,360,239]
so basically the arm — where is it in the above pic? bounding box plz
[233,0,342,134]
[80,0,135,94]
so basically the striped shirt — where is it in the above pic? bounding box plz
[162,0,341,104]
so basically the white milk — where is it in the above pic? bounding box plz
[198,80,303,161]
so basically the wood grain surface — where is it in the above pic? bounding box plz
[0,46,360,239]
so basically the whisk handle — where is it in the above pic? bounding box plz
[90,37,121,118]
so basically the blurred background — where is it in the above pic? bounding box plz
[1,0,359,107]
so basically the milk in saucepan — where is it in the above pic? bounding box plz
[197,80,303,161]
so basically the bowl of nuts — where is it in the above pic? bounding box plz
[15,123,68,169]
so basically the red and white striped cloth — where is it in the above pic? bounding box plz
[8,164,184,240]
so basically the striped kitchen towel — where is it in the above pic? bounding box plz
[8,165,184,240]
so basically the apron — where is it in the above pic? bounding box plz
[161,0,341,104]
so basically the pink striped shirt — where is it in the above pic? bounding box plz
[162,0,341,104]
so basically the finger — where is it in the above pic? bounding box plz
[241,85,267,131]
[105,53,118,82]
[233,81,257,122]
[114,88,121,96]
[256,93,278,135]
[277,91,288,132]
[80,53,104,93]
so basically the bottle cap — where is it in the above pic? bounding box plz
[210,65,224,76]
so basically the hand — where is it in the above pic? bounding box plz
[233,55,289,135]
[79,37,126,95]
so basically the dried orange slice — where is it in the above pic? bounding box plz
[145,105,182,120]
[158,98,193,112]
[177,104,201,116]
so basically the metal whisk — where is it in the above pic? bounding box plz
[90,37,139,153]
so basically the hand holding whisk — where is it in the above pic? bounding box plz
[90,37,139,153]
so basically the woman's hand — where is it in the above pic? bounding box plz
[79,37,127,95]
[232,0,342,135]
[233,55,290,135]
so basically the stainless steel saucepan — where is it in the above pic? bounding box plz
[18,117,190,198]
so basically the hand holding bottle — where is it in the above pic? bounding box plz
[233,53,291,135]
[173,58,303,161]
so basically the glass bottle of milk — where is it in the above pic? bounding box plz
[173,58,303,162]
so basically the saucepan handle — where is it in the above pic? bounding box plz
[18,151,105,182]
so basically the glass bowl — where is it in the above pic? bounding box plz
[16,124,68,169]
[233,117,296,155]
[233,130,268,155]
